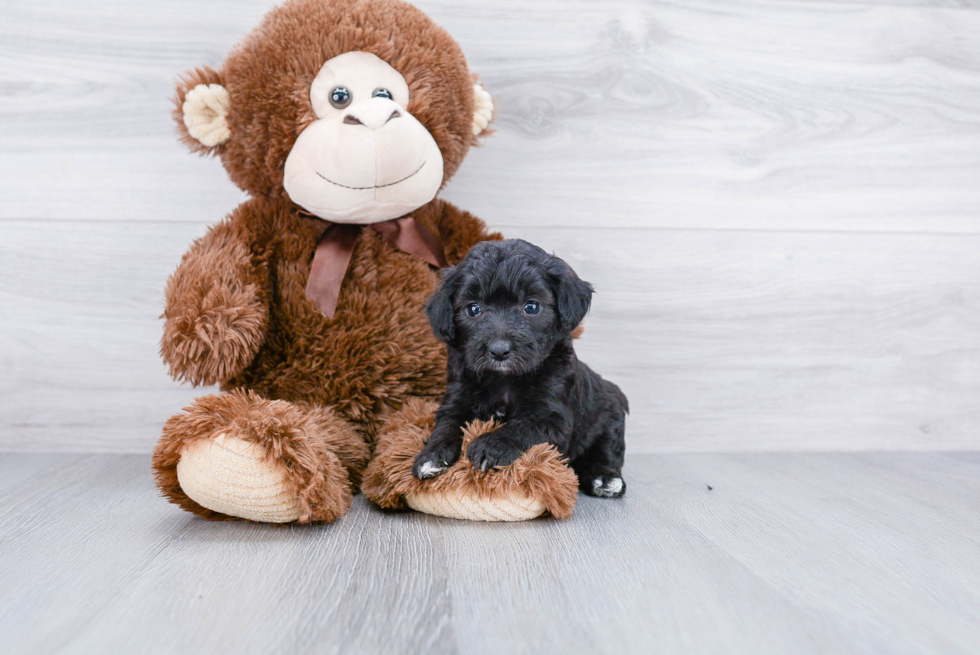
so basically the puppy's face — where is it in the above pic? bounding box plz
[426,240,593,376]
[454,259,557,376]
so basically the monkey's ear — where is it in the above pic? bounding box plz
[550,259,594,333]
[173,67,230,155]
[471,82,494,138]
[426,265,458,344]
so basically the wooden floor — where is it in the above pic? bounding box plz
[2,452,979,655]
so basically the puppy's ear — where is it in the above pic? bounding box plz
[426,265,458,344]
[550,259,594,332]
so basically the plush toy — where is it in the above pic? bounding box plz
[151,0,580,523]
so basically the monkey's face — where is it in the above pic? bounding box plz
[173,0,495,206]
[283,52,445,224]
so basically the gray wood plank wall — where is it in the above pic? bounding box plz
[1,0,978,452]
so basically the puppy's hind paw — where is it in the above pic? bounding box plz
[583,475,626,498]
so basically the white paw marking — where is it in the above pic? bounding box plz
[592,477,624,497]
[418,461,447,479]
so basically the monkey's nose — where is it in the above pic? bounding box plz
[343,100,401,130]
[489,341,512,361]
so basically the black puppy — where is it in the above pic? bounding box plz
[412,239,628,498]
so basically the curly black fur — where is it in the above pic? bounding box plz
[413,239,629,498]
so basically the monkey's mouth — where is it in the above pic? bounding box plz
[315,161,425,190]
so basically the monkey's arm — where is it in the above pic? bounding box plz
[421,198,503,265]
[161,214,270,386]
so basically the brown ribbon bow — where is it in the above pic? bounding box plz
[303,214,448,318]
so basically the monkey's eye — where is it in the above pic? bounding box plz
[523,301,540,315]
[329,87,352,109]
[372,88,393,100]
[466,303,482,318]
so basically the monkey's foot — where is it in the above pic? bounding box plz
[152,390,356,523]
[362,398,579,521]
[176,433,303,522]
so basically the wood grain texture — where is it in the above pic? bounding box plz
[0,220,211,451]
[2,452,980,654]
[1,0,979,231]
[1,0,979,453]
[1,220,977,452]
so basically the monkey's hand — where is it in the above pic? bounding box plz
[161,218,269,386]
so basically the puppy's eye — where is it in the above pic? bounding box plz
[466,303,482,318]
[523,301,540,315]
[329,87,352,108]
[373,88,393,100]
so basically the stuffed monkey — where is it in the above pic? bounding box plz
[152,0,578,523]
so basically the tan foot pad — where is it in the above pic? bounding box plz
[176,434,302,523]
[404,491,547,521]
[362,399,579,521]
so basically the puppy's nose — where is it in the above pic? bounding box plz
[489,340,512,361]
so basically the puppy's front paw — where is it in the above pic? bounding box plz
[412,439,461,480]
[581,474,626,498]
[467,436,525,472]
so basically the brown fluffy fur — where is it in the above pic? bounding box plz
[152,389,368,523]
[172,0,480,198]
[161,217,270,386]
[154,0,579,523]
[172,66,225,158]
[362,398,579,519]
